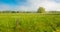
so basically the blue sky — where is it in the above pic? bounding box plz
[0,0,27,6]
[0,0,60,11]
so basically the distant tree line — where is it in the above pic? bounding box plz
[0,11,37,13]
[47,11,60,14]
[0,7,60,13]
[0,7,45,13]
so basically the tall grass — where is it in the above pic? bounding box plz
[0,13,60,32]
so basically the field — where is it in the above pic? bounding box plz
[0,13,60,32]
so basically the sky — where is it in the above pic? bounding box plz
[0,0,60,11]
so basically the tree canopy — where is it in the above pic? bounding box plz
[37,7,45,13]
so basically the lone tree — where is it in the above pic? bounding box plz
[37,7,45,13]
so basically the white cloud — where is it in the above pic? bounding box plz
[0,0,60,11]
[0,4,10,11]
[27,0,60,11]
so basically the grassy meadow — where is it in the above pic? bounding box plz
[0,13,60,32]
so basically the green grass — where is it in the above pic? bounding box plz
[0,13,60,32]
